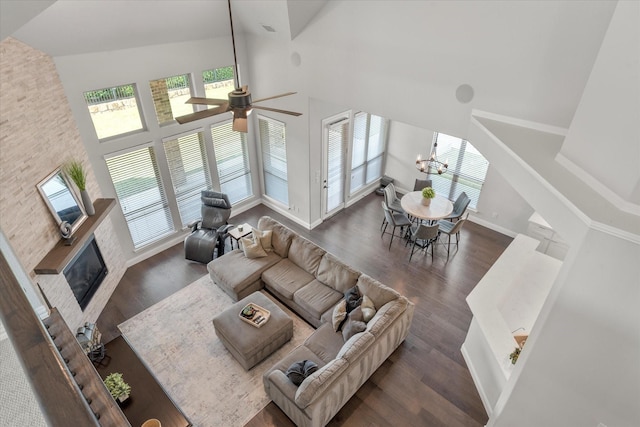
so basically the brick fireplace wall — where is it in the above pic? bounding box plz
[0,38,126,330]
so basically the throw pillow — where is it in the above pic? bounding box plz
[349,305,364,322]
[331,300,347,332]
[361,295,377,323]
[286,360,319,386]
[341,315,366,341]
[344,285,362,313]
[252,228,273,252]
[241,237,267,259]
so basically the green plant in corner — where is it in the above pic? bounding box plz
[63,159,87,191]
[104,372,131,401]
[421,187,436,199]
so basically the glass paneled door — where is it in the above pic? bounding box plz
[322,113,350,218]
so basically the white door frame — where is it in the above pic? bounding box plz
[321,111,351,220]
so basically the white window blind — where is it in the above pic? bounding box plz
[259,116,288,205]
[429,132,489,209]
[105,146,174,248]
[326,119,348,212]
[211,121,252,204]
[350,112,388,193]
[163,131,212,226]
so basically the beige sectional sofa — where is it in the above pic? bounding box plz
[207,216,414,427]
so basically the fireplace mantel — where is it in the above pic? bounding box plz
[34,198,116,274]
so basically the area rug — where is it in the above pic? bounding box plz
[118,275,314,427]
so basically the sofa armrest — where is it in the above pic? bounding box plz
[267,369,299,402]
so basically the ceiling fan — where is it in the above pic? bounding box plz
[175,0,301,132]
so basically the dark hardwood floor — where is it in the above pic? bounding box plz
[96,192,513,427]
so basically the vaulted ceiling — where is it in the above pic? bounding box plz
[2,0,328,57]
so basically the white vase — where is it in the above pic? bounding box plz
[81,189,95,216]
[421,197,432,206]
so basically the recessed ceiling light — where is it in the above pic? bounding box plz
[262,24,276,33]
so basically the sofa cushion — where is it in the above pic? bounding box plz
[262,259,314,299]
[294,280,343,320]
[316,253,361,293]
[208,249,281,298]
[304,323,344,363]
[336,331,375,363]
[241,237,267,258]
[295,358,348,408]
[288,236,326,276]
[258,217,294,257]
[251,228,273,252]
[356,274,401,309]
[366,298,408,337]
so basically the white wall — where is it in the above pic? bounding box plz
[491,229,640,427]
[53,37,266,261]
[291,0,615,137]
[385,120,533,235]
[559,0,640,206]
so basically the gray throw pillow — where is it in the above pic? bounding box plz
[286,360,319,386]
[341,315,366,341]
[344,285,362,313]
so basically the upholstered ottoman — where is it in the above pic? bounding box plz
[212,291,293,370]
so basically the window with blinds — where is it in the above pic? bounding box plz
[429,132,489,209]
[105,146,174,248]
[211,121,252,204]
[350,112,388,194]
[326,118,349,213]
[163,131,212,226]
[258,116,288,205]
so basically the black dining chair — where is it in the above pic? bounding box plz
[381,201,412,250]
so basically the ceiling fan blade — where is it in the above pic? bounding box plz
[253,92,297,103]
[185,97,228,106]
[175,104,229,124]
[252,105,302,117]
[232,117,248,133]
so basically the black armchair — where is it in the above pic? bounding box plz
[184,191,233,263]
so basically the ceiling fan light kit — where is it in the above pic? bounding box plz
[175,0,301,132]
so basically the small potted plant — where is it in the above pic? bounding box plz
[509,347,521,365]
[63,159,95,215]
[421,187,436,206]
[104,372,132,403]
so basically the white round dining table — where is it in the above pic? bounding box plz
[400,191,454,222]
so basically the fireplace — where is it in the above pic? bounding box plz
[63,236,108,311]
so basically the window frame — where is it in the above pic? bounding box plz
[162,130,212,227]
[104,143,174,249]
[84,83,147,142]
[428,132,489,210]
[210,120,253,205]
[258,115,289,206]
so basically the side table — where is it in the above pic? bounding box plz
[228,223,252,249]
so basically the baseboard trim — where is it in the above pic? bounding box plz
[467,214,518,238]
[461,343,494,419]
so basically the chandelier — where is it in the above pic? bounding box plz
[416,142,448,175]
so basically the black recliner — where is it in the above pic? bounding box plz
[184,191,233,264]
